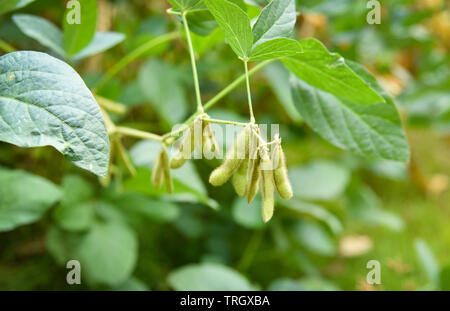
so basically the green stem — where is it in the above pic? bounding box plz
[93,31,180,92]
[203,117,247,127]
[0,40,15,53]
[237,230,264,272]
[115,126,163,142]
[182,12,203,112]
[244,61,255,123]
[163,59,273,142]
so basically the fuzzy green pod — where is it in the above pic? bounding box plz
[161,146,173,193]
[273,143,293,200]
[260,153,275,223]
[152,150,164,189]
[209,126,249,187]
[170,124,195,169]
[247,154,261,203]
[232,158,250,197]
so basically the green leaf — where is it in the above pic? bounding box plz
[0,167,61,232]
[72,32,125,62]
[77,222,138,286]
[0,0,19,15]
[283,38,385,105]
[0,51,110,176]
[290,61,410,162]
[203,0,253,58]
[138,59,188,125]
[46,225,84,265]
[110,192,180,223]
[441,266,450,291]
[281,199,342,235]
[53,202,95,232]
[288,161,350,201]
[63,0,98,56]
[252,0,296,47]
[12,14,65,57]
[60,175,94,207]
[232,196,266,229]
[249,38,302,61]
[291,219,336,256]
[263,62,302,123]
[168,263,255,290]
[414,238,439,286]
[168,0,204,11]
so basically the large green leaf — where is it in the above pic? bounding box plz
[0,51,110,176]
[0,167,61,232]
[283,38,385,105]
[72,32,125,62]
[203,0,252,58]
[291,219,336,256]
[77,222,138,286]
[252,0,296,47]
[290,61,410,162]
[249,38,302,61]
[168,263,255,290]
[12,14,65,57]
[63,0,98,56]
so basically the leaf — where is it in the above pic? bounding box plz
[249,38,302,61]
[0,51,110,176]
[12,14,65,57]
[252,0,297,47]
[72,32,125,62]
[109,192,180,223]
[63,0,98,56]
[281,199,343,235]
[138,59,188,125]
[0,0,19,15]
[77,222,138,286]
[290,61,410,162]
[291,219,336,256]
[262,62,302,123]
[53,202,95,232]
[60,175,94,207]
[204,0,253,58]
[414,238,439,286]
[0,167,61,232]
[288,161,350,201]
[168,0,204,11]
[168,263,255,290]
[283,38,385,105]
[232,196,266,229]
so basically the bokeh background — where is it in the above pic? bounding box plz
[0,0,449,290]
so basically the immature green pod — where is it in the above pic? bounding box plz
[232,158,250,197]
[273,143,293,200]
[209,126,250,187]
[161,146,173,193]
[260,153,275,223]
[152,150,164,189]
[247,153,261,203]
[170,124,195,169]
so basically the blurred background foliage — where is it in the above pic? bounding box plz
[0,0,450,290]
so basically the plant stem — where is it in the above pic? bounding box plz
[244,61,255,123]
[115,126,163,142]
[95,94,127,115]
[162,60,273,142]
[93,31,180,92]
[202,117,247,127]
[182,11,203,112]
[237,230,264,272]
[114,136,137,176]
[0,40,15,53]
